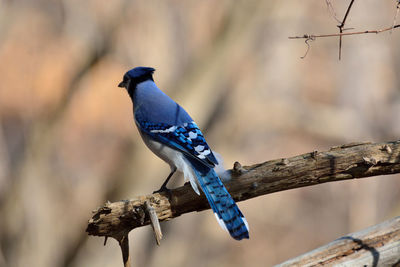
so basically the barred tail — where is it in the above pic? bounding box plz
[187,158,249,240]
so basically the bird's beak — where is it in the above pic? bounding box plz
[118,81,126,88]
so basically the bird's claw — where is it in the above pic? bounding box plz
[153,186,172,198]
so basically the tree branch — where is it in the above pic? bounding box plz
[87,140,400,241]
[276,216,400,266]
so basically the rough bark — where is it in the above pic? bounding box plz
[276,216,400,266]
[86,140,400,241]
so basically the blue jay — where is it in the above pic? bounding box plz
[118,67,249,240]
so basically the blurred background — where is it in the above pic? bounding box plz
[0,0,400,266]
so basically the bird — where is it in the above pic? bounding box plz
[118,66,249,240]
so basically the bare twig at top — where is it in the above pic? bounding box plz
[300,36,315,59]
[392,0,400,33]
[291,1,400,59]
[338,0,356,60]
[325,0,342,24]
[289,24,400,40]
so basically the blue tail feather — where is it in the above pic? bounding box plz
[186,156,249,240]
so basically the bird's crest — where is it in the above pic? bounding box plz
[118,67,155,90]
[126,67,155,80]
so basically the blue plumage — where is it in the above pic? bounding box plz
[118,66,249,240]
[138,120,218,167]
[186,156,249,240]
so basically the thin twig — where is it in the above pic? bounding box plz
[300,37,315,59]
[391,1,400,33]
[338,0,356,60]
[289,24,400,39]
[338,0,355,30]
[325,0,341,24]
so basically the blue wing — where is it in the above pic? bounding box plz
[137,118,250,240]
[137,119,218,167]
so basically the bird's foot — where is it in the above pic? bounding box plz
[153,185,172,198]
